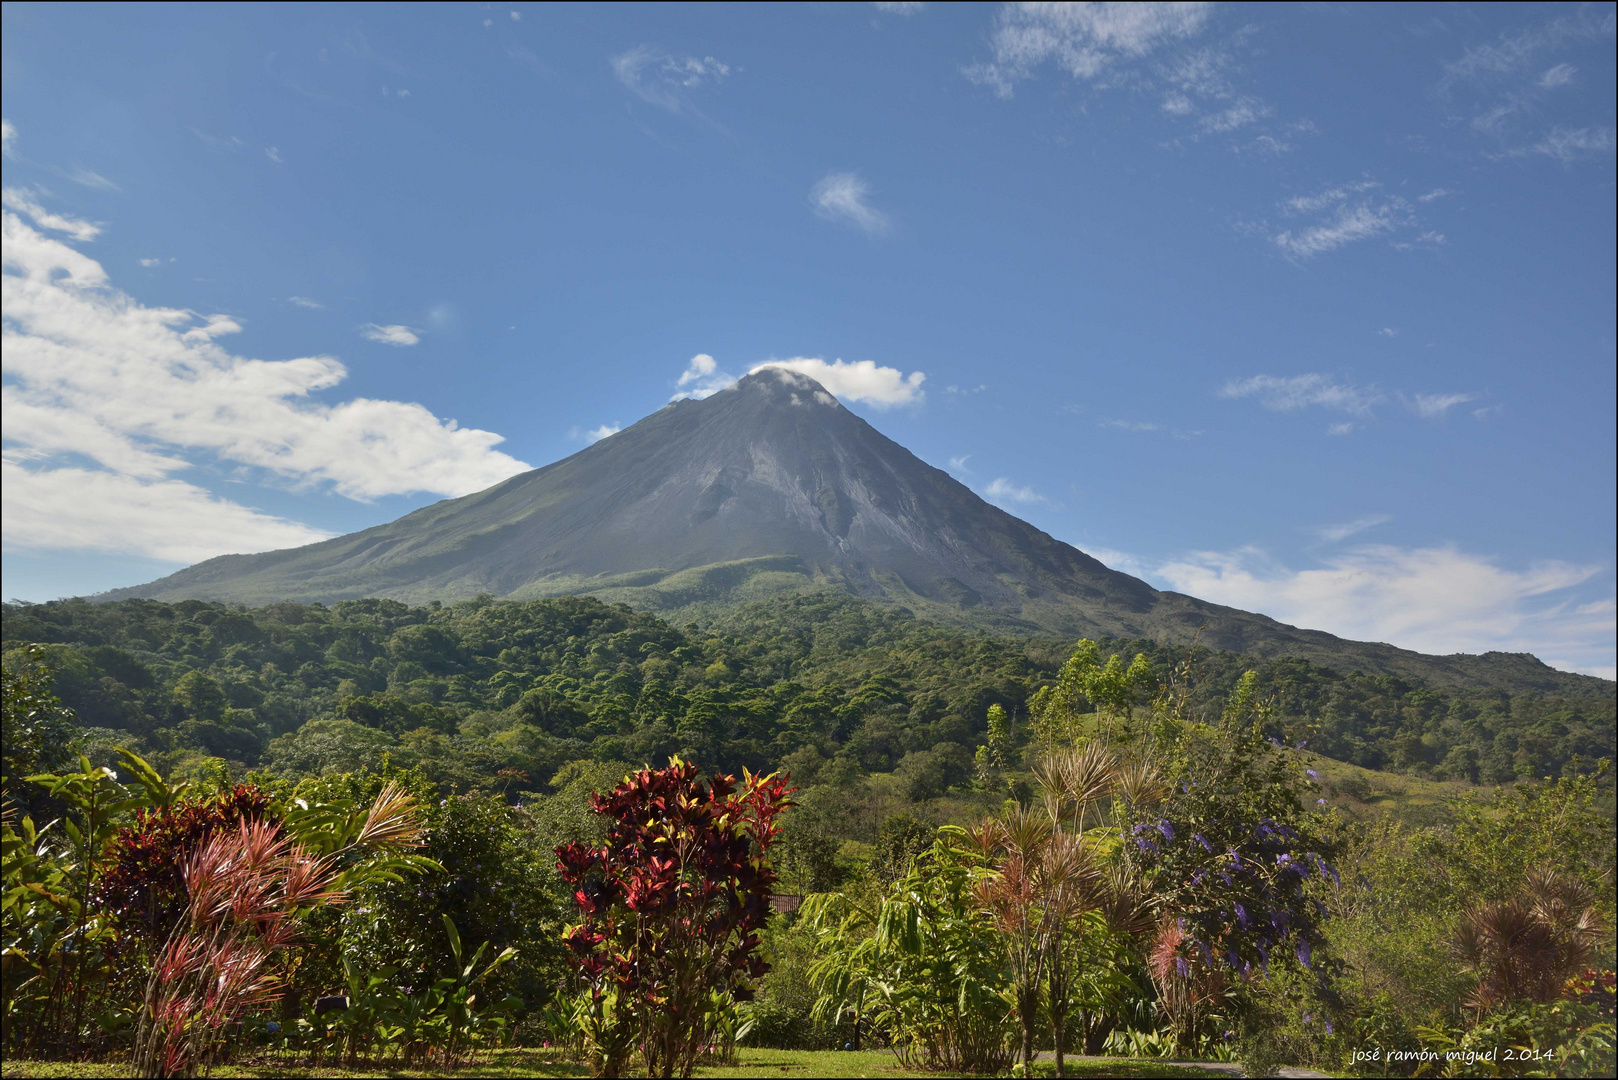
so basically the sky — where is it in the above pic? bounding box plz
[2,2,1614,677]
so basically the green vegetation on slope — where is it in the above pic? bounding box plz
[3,591,1611,805]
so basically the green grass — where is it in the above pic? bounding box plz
[0,1048,1229,1079]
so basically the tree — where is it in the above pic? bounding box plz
[556,758,794,1078]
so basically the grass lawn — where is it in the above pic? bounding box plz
[0,1047,1228,1079]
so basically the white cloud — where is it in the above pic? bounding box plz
[1266,180,1436,260]
[0,119,14,156]
[1314,514,1391,543]
[1153,543,1614,676]
[1100,419,1161,432]
[750,357,925,408]
[874,2,925,13]
[585,424,620,443]
[2,187,101,242]
[1,459,332,563]
[1200,98,1269,133]
[288,296,324,309]
[810,172,891,236]
[1219,374,1381,416]
[1326,421,1356,437]
[139,257,163,268]
[1417,188,1453,203]
[1527,126,1616,164]
[1377,327,1398,337]
[1442,11,1614,88]
[967,1,1213,97]
[265,146,283,164]
[611,45,731,114]
[1409,391,1477,418]
[672,352,735,401]
[985,477,1050,506]
[1272,203,1399,259]
[69,169,119,192]
[1538,62,1577,88]
[360,323,420,346]
[1441,11,1616,157]
[948,454,972,472]
[510,9,521,21]
[2,202,529,562]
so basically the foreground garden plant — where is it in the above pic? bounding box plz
[130,782,428,1078]
[556,757,794,1079]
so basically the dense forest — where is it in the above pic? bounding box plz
[4,591,1615,1077]
[3,590,1612,800]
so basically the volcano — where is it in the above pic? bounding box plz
[101,368,1593,692]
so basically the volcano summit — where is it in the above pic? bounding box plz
[102,369,1592,692]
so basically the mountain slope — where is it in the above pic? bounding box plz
[100,369,1605,695]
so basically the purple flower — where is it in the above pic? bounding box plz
[1135,838,1158,855]
[1234,903,1249,928]
[1227,948,1241,969]
[1306,768,1318,779]
[1297,939,1312,968]
[1317,798,1327,805]
[1194,832,1213,853]
[1175,957,1190,978]
[1158,820,1174,841]
[1326,1021,1334,1035]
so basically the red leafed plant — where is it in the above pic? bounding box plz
[131,818,346,1078]
[556,757,794,1079]
[96,784,273,954]
[130,781,426,1078]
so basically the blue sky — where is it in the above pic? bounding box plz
[2,2,1614,676]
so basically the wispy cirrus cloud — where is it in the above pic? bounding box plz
[967,1,1213,97]
[810,172,891,236]
[1440,9,1617,162]
[1263,179,1448,260]
[1313,514,1391,543]
[360,323,420,346]
[1409,392,1477,418]
[1221,374,1488,434]
[1220,374,1383,417]
[985,476,1050,506]
[611,45,731,116]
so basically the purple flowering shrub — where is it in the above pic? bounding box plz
[1125,671,1347,1058]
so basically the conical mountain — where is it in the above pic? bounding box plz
[102,368,1594,692]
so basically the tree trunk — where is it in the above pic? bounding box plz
[1052,1000,1066,1078]
[1019,987,1038,1074]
